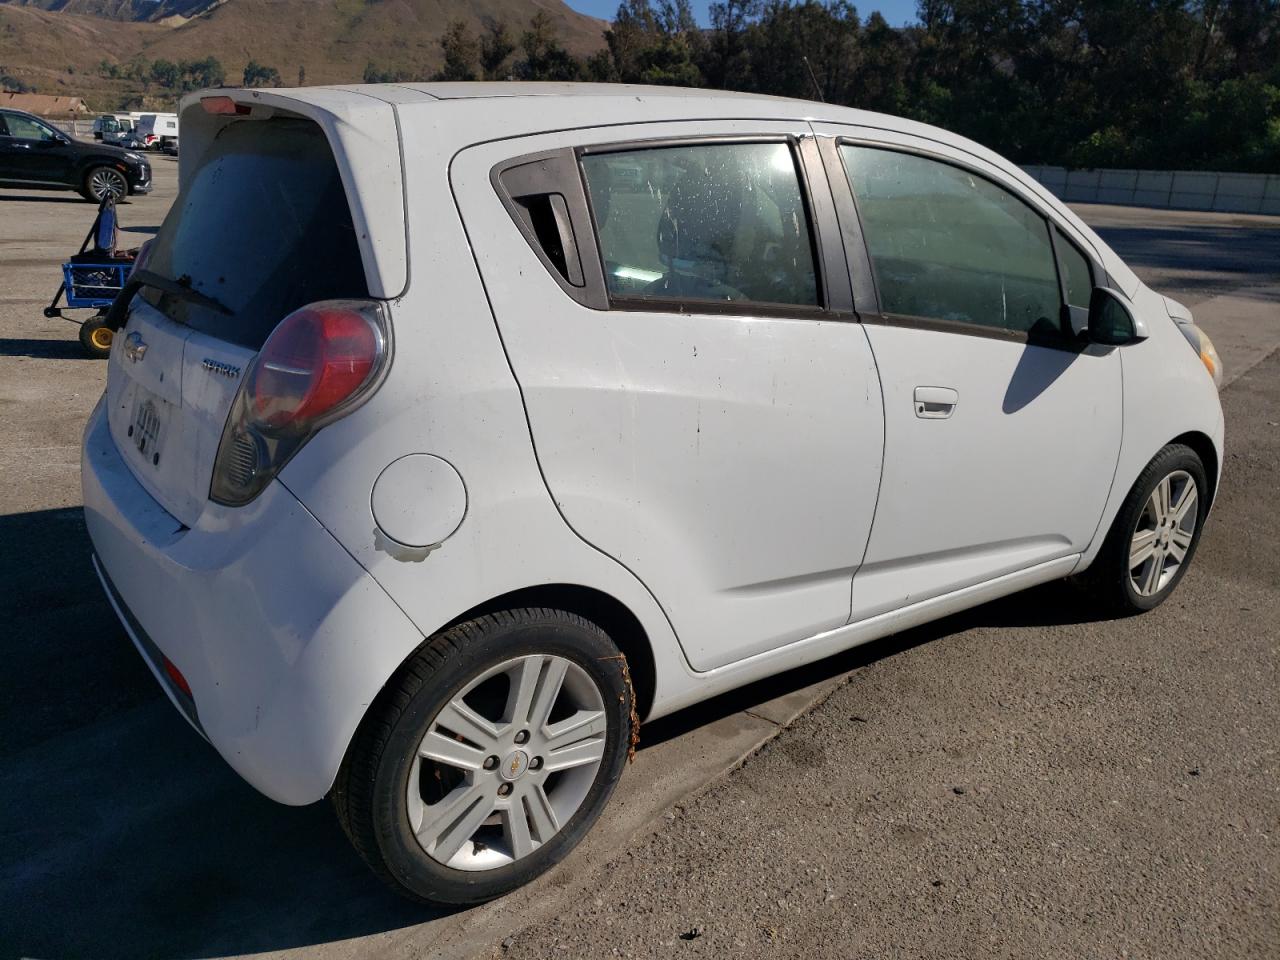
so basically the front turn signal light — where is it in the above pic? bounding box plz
[1175,320,1224,390]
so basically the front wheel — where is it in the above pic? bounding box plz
[79,313,114,358]
[81,165,128,203]
[332,608,633,904]
[1082,443,1209,614]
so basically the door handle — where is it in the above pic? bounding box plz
[914,386,958,419]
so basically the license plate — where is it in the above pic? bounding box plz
[131,395,164,465]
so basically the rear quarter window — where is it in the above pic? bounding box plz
[141,118,368,350]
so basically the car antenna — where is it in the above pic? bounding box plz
[803,57,825,103]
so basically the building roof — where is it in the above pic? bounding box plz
[0,92,89,116]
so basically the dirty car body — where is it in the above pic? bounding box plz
[83,83,1224,904]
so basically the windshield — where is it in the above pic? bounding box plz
[140,118,369,350]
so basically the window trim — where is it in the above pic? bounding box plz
[1049,225,1095,336]
[831,136,1103,352]
[491,132,854,320]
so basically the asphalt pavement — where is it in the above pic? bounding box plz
[1,169,1276,959]
[495,347,1280,960]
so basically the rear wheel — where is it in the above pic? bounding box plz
[332,608,633,904]
[1081,443,1208,614]
[79,313,113,358]
[82,166,127,203]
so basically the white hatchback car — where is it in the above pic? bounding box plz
[84,83,1224,904]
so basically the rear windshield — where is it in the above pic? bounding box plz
[141,118,368,350]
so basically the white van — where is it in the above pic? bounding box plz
[85,83,1225,906]
[92,113,136,144]
[133,112,179,151]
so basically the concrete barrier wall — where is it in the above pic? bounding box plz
[1023,165,1280,215]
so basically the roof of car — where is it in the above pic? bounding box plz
[325,82,809,105]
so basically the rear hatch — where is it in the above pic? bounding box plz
[105,117,374,527]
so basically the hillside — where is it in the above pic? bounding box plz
[0,0,607,110]
[1,0,215,21]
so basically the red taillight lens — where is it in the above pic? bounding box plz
[250,305,378,429]
[210,300,390,506]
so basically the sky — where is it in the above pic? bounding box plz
[565,0,921,26]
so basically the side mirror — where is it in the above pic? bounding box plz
[1088,287,1147,345]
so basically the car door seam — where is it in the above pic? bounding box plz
[446,138,692,673]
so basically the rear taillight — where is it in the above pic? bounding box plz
[210,300,391,506]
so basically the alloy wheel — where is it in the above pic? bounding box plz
[1129,469,1198,597]
[406,654,608,871]
[89,168,127,202]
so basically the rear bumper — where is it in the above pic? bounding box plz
[81,398,423,805]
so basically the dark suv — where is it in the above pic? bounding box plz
[0,108,152,202]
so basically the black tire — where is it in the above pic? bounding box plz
[332,608,633,905]
[81,165,128,203]
[1079,443,1208,614]
[79,314,114,358]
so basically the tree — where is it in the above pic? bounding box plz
[480,19,517,79]
[704,0,760,89]
[150,59,179,89]
[742,1,861,102]
[180,56,225,90]
[436,20,480,81]
[597,0,703,86]
[124,55,149,84]
[515,11,583,81]
[243,59,282,88]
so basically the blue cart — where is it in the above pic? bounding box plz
[43,196,136,357]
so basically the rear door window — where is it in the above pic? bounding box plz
[140,118,368,350]
[580,142,820,308]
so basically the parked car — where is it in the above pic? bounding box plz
[0,108,151,201]
[84,84,1225,907]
